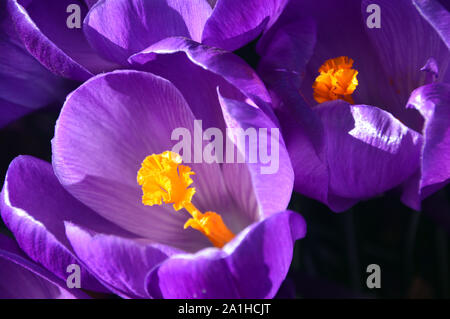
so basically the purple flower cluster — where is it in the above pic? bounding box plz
[0,0,448,299]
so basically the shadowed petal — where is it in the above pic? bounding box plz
[7,0,95,80]
[84,0,212,65]
[256,2,316,92]
[0,1,71,127]
[22,0,118,73]
[202,0,289,51]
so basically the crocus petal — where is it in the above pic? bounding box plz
[202,0,289,51]
[129,37,275,122]
[23,0,118,73]
[402,83,450,209]
[52,70,241,251]
[361,0,449,127]
[146,210,306,299]
[65,222,183,298]
[84,0,212,65]
[0,234,89,299]
[413,0,450,49]
[0,1,71,127]
[256,0,316,92]
[218,93,293,218]
[0,155,119,292]
[314,101,422,211]
[278,93,330,208]
[7,0,91,81]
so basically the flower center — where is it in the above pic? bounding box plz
[137,151,235,248]
[312,56,359,104]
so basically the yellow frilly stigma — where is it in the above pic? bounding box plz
[312,56,359,104]
[137,151,235,248]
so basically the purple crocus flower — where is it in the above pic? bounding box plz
[257,0,449,211]
[6,0,289,81]
[1,42,306,298]
[2,0,289,125]
[0,234,89,299]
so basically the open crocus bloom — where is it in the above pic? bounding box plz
[0,234,89,299]
[257,0,449,211]
[1,42,305,298]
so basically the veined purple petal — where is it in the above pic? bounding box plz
[84,0,212,65]
[402,83,450,209]
[7,0,93,81]
[129,37,275,123]
[0,234,89,299]
[22,0,118,74]
[0,155,118,292]
[202,0,289,51]
[146,210,306,299]
[0,1,71,127]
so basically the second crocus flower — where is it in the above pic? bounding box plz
[257,0,449,211]
[1,42,306,298]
